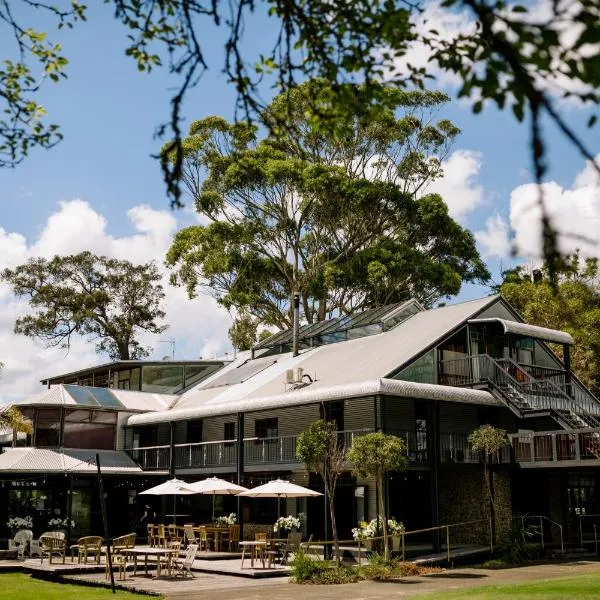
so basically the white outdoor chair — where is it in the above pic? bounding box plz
[8,529,33,559]
[170,543,198,578]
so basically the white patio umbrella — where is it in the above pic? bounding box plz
[238,478,322,518]
[139,477,197,523]
[187,477,248,521]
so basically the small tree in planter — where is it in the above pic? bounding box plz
[296,420,345,563]
[468,424,509,543]
[348,432,407,561]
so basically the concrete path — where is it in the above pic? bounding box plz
[162,560,600,600]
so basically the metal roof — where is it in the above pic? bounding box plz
[40,358,227,384]
[468,318,574,345]
[14,385,177,412]
[0,448,146,474]
[128,378,498,426]
[130,296,500,426]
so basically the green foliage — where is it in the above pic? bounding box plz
[348,432,408,560]
[296,420,345,563]
[0,406,33,436]
[348,432,408,481]
[2,251,167,360]
[228,312,258,351]
[500,253,600,396]
[166,83,488,329]
[500,518,543,564]
[291,551,436,584]
[468,425,509,458]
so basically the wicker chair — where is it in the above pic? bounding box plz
[9,530,33,559]
[40,533,66,564]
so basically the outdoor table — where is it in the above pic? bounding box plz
[239,540,267,568]
[122,547,180,578]
[195,526,230,552]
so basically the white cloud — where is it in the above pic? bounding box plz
[386,0,596,109]
[509,154,600,258]
[0,200,232,402]
[475,214,511,258]
[426,150,484,221]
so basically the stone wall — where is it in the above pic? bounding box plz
[438,465,512,546]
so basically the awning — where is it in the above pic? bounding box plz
[468,318,573,345]
[0,447,149,475]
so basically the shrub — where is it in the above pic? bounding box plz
[500,517,543,564]
[290,550,331,582]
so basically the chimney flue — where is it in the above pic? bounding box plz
[292,292,300,357]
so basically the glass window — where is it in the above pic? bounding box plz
[394,350,436,384]
[63,409,116,449]
[255,418,278,439]
[184,365,221,390]
[224,422,235,440]
[35,409,61,447]
[142,365,184,393]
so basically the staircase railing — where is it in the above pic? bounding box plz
[498,358,600,428]
[439,354,600,428]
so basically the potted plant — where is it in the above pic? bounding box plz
[47,517,75,535]
[6,516,33,535]
[388,517,405,551]
[214,513,237,526]
[352,517,380,550]
[273,515,301,537]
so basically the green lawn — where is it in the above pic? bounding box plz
[0,573,146,600]
[418,572,600,599]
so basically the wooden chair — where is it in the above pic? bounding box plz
[255,532,268,542]
[196,526,208,552]
[105,533,135,580]
[157,524,167,548]
[226,525,240,552]
[70,536,102,564]
[164,543,198,578]
[167,523,183,545]
[147,523,156,547]
[183,524,197,548]
[40,533,66,564]
[281,532,302,565]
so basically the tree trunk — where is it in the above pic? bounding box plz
[327,484,340,564]
[378,474,390,561]
[12,428,17,448]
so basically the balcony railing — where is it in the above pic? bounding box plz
[127,445,170,470]
[509,428,600,463]
[174,439,237,469]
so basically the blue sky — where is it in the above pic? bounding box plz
[0,1,598,399]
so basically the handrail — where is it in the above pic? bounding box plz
[576,514,600,549]
[520,514,564,555]
[440,354,600,427]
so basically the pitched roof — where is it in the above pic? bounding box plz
[0,448,147,474]
[128,295,499,425]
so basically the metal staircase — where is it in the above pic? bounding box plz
[440,354,600,430]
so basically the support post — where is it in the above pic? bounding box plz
[96,454,115,594]
[66,474,74,547]
[429,401,441,552]
[563,344,572,397]
[169,422,175,477]
[236,412,245,540]
[292,293,300,357]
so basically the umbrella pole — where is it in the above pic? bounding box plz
[173,495,176,525]
[212,495,215,522]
